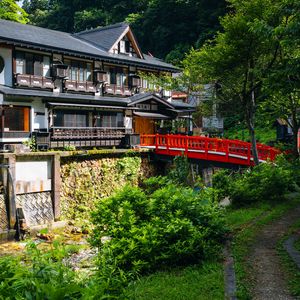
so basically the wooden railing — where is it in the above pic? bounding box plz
[64,80,96,93]
[15,74,54,89]
[104,84,132,96]
[51,127,127,140]
[140,134,281,165]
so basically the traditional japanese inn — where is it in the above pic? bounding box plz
[0,19,194,150]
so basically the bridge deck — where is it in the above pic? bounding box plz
[140,134,280,166]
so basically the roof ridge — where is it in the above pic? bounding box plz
[75,22,128,35]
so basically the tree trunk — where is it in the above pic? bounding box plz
[291,109,299,158]
[245,90,259,165]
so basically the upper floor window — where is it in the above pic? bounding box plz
[64,59,92,82]
[15,51,50,77]
[104,66,128,87]
[118,36,137,57]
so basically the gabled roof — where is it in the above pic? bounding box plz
[128,92,175,109]
[76,22,143,59]
[76,23,128,52]
[0,19,179,72]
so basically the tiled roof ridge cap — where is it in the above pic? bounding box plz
[75,22,128,35]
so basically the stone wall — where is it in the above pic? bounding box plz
[60,152,158,220]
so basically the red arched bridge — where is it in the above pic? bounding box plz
[140,134,281,166]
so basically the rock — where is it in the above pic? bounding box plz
[82,228,89,235]
[36,233,53,241]
[71,227,82,234]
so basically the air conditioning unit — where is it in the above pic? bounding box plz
[94,70,107,83]
[52,63,68,79]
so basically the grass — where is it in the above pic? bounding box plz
[125,261,224,300]
[123,196,300,300]
[223,126,276,144]
[278,218,300,298]
[226,194,300,300]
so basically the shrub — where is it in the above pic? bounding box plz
[0,242,84,299]
[90,181,227,282]
[213,160,295,206]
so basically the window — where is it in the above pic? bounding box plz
[16,52,25,74]
[107,67,128,87]
[65,59,92,82]
[54,111,88,127]
[15,51,50,76]
[3,106,30,132]
[95,112,123,128]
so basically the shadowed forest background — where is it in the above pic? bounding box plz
[22,0,227,64]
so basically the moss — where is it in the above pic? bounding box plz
[60,154,157,221]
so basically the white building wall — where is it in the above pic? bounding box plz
[16,158,52,194]
[0,47,13,86]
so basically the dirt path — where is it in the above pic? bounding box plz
[248,204,300,300]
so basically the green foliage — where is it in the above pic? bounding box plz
[168,156,190,185]
[60,155,154,221]
[22,136,36,151]
[90,180,227,294]
[63,145,76,151]
[0,0,28,23]
[214,159,295,206]
[125,262,224,300]
[0,241,83,299]
[212,169,232,200]
[23,0,226,60]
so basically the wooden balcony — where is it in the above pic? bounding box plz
[64,80,96,93]
[104,84,132,97]
[39,127,132,149]
[15,74,54,89]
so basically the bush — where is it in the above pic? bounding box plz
[90,180,227,283]
[213,159,295,206]
[0,242,84,299]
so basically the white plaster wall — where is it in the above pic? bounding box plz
[16,160,51,181]
[0,47,13,86]
[31,99,48,130]
[16,159,52,193]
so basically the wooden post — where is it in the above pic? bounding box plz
[52,154,61,220]
[7,155,16,230]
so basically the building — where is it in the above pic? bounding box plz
[0,20,194,150]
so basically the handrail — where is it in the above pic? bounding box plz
[140,134,281,165]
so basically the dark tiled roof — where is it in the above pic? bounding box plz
[0,85,130,106]
[129,92,174,109]
[76,23,128,51]
[0,19,107,57]
[170,101,195,109]
[0,19,179,72]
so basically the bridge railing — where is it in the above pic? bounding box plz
[140,134,281,163]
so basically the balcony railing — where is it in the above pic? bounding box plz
[64,80,96,93]
[50,127,129,140]
[15,74,54,89]
[104,84,132,97]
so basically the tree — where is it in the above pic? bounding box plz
[22,0,226,61]
[262,5,300,156]
[0,0,28,23]
[182,0,298,164]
